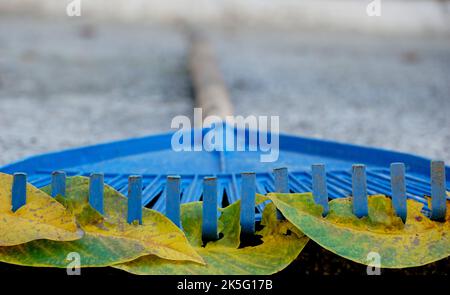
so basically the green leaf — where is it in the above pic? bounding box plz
[0,177,203,267]
[0,173,81,246]
[114,195,309,275]
[268,193,450,268]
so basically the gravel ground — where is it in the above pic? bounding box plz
[0,18,449,166]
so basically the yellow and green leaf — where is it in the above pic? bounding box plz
[0,173,81,246]
[0,176,203,267]
[114,195,309,275]
[268,193,450,268]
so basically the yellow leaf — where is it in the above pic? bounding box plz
[0,173,81,246]
[0,176,203,267]
[269,193,450,268]
[114,195,309,275]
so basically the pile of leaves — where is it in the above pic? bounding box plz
[0,173,448,274]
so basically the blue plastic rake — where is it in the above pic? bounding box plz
[3,128,449,240]
[7,159,447,240]
[1,127,449,219]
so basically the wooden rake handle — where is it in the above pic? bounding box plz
[188,32,234,127]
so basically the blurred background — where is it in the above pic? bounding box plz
[0,0,449,165]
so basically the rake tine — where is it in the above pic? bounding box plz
[312,164,329,216]
[51,171,66,198]
[241,172,256,235]
[352,164,368,218]
[274,167,289,193]
[127,175,143,225]
[390,163,407,222]
[12,173,27,212]
[89,173,104,214]
[202,176,218,241]
[166,175,181,228]
[431,160,446,221]
[274,167,288,220]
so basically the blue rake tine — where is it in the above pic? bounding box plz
[51,171,66,198]
[352,164,368,218]
[127,175,143,224]
[12,173,27,212]
[166,175,181,228]
[241,172,256,235]
[390,163,407,222]
[89,173,104,214]
[431,160,446,221]
[312,164,329,216]
[274,167,288,220]
[274,167,289,193]
[202,176,218,241]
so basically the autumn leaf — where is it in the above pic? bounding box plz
[0,173,81,246]
[268,193,450,268]
[0,177,203,267]
[114,195,309,275]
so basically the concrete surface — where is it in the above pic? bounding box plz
[0,19,192,164]
[216,29,450,162]
[0,18,449,165]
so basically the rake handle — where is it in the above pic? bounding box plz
[188,32,233,126]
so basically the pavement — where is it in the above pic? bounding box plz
[0,18,449,165]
